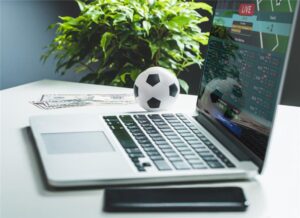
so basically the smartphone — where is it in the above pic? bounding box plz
[104,187,248,212]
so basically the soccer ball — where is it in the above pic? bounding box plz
[134,67,180,111]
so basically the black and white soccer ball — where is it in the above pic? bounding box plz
[134,67,180,111]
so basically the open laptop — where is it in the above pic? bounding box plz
[30,0,299,187]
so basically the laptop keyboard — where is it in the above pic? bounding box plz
[104,114,235,172]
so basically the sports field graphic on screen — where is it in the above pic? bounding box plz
[258,0,297,13]
[214,0,296,53]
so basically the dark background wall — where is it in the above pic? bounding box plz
[1,0,299,106]
[280,11,300,107]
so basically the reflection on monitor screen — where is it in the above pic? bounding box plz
[197,0,297,160]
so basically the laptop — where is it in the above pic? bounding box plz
[30,0,299,187]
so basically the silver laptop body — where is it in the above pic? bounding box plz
[30,0,299,187]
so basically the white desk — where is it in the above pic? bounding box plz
[1,80,300,218]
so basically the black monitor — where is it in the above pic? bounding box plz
[196,0,299,167]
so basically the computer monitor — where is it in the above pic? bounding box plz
[196,0,299,165]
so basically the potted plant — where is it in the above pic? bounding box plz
[42,0,212,93]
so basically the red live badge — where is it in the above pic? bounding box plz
[239,4,255,16]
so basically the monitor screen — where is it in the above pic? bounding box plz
[196,0,298,160]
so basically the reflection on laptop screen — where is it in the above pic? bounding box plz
[197,0,298,160]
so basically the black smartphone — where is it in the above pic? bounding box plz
[104,187,248,212]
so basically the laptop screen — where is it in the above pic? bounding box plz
[196,0,298,161]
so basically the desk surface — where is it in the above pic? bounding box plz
[1,80,300,218]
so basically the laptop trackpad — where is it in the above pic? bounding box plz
[42,131,114,154]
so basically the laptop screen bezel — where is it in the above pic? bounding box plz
[195,0,300,172]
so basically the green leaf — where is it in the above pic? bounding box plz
[59,16,73,22]
[197,16,209,24]
[120,73,130,83]
[59,23,80,32]
[113,14,127,25]
[192,33,209,45]
[178,78,189,94]
[130,69,139,81]
[166,16,190,31]
[100,32,114,52]
[172,35,184,52]
[76,0,86,11]
[142,20,151,35]
[189,2,213,14]
[166,49,182,61]
[149,42,159,58]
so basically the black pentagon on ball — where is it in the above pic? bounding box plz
[147,97,161,108]
[134,85,139,97]
[169,83,178,97]
[146,74,160,86]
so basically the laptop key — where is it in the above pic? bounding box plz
[164,132,177,137]
[179,150,194,155]
[149,155,164,161]
[166,136,181,140]
[134,163,146,172]
[128,153,144,158]
[171,161,190,170]
[191,163,207,169]
[187,159,204,164]
[164,152,180,158]
[182,154,199,160]
[145,129,158,134]
[111,129,138,149]
[157,144,171,149]
[185,138,199,143]
[143,126,157,133]
[168,156,183,162]
[201,155,217,161]
[153,160,172,171]
[129,128,143,134]
[133,115,147,120]
[195,150,211,155]
[153,137,165,142]
[206,160,224,168]
[140,143,153,148]
[125,148,141,153]
[155,140,169,145]
[160,129,173,133]
[137,139,151,144]
[147,151,160,156]
[176,147,191,152]
[160,148,174,153]
[132,132,144,137]
[143,147,157,152]
[169,139,183,144]
[134,136,148,141]
[148,133,161,138]
[173,143,187,148]
[142,162,152,167]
